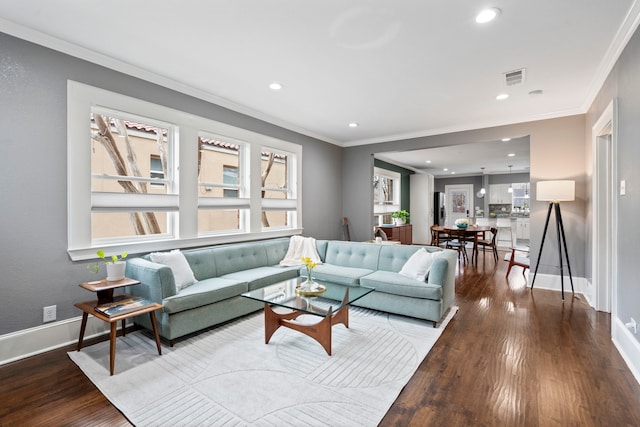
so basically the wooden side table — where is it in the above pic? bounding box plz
[80,277,141,304]
[75,299,163,375]
[76,277,163,375]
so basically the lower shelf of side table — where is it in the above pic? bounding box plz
[74,298,163,375]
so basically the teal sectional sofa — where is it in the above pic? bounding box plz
[125,237,457,344]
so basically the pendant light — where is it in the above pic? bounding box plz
[477,167,486,198]
[507,165,513,193]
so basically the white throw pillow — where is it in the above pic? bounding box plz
[399,248,438,281]
[150,250,197,292]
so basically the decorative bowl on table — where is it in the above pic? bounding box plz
[295,283,327,297]
[454,219,470,229]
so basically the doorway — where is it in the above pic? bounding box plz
[592,99,617,314]
[445,184,473,226]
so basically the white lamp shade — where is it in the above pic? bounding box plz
[536,180,575,202]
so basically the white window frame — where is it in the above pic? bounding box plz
[261,145,298,230]
[373,167,400,216]
[67,81,302,260]
[197,132,251,235]
[89,106,179,245]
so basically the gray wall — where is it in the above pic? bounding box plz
[586,25,640,342]
[0,32,343,335]
[344,115,586,277]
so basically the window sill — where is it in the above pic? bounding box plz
[68,228,303,261]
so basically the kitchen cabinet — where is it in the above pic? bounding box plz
[516,218,530,240]
[489,184,512,204]
[376,224,413,245]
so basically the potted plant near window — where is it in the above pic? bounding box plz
[392,210,410,225]
[88,250,128,281]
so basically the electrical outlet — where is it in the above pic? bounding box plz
[43,305,56,323]
[631,317,637,334]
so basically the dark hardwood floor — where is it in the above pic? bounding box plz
[2,249,640,426]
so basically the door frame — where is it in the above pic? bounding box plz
[592,99,618,315]
[444,184,474,226]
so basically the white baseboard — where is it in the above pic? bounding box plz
[612,316,640,385]
[0,315,125,366]
[526,272,588,297]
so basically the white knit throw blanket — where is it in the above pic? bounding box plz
[279,235,323,266]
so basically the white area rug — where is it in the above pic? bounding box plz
[69,305,458,426]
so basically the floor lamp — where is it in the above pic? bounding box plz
[531,180,575,300]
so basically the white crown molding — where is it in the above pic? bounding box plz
[0,18,341,147]
[580,0,640,112]
[3,0,639,151]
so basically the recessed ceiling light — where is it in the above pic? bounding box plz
[269,82,283,90]
[348,122,359,128]
[502,138,511,141]
[476,8,501,24]
[443,168,449,171]
[508,153,515,157]
[496,93,509,100]
[451,172,456,175]
[425,160,431,164]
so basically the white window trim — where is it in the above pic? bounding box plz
[373,167,401,215]
[68,81,302,261]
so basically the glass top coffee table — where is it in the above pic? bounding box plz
[242,277,374,355]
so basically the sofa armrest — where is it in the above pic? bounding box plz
[427,249,457,310]
[125,258,177,304]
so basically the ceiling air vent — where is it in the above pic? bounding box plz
[504,68,526,86]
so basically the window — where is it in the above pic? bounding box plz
[511,182,530,211]
[89,110,176,241]
[222,166,239,198]
[150,155,165,186]
[197,134,248,235]
[261,148,296,229]
[373,167,400,225]
[68,81,302,260]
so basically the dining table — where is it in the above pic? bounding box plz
[432,224,492,263]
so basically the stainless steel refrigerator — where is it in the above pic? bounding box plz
[433,191,446,225]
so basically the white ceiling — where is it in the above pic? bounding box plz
[1,1,638,154]
[376,136,530,178]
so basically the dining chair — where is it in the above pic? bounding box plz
[430,225,448,247]
[476,226,498,261]
[506,246,530,277]
[446,228,468,262]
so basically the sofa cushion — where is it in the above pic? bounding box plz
[324,241,381,270]
[182,247,218,281]
[360,270,442,300]
[306,263,373,286]
[150,250,197,292]
[162,277,248,314]
[315,240,329,261]
[222,265,300,291]
[212,243,270,276]
[259,238,294,266]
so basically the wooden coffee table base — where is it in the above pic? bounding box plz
[263,291,350,356]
